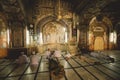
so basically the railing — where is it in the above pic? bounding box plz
[37,43,67,53]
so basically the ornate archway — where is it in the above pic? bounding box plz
[35,16,69,52]
[89,15,113,51]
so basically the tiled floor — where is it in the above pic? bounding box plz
[0,50,120,80]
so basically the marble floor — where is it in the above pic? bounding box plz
[0,50,120,80]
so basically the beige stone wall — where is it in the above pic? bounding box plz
[37,43,67,54]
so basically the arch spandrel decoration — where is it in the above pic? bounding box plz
[35,15,69,38]
[89,16,113,51]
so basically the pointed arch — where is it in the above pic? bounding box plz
[89,16,113,51]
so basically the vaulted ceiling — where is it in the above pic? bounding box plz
[0,0,120,27]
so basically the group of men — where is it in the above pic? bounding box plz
[16,48,72,66]
[16,51,39,66]
[45,48,61,59]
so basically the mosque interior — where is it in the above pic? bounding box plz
[0,0,120,80]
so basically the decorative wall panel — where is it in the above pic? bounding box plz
[12,27,24,47]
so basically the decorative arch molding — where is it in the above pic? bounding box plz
[35,15,69,34]
[89,16,113,32]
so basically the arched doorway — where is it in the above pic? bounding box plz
[88,15,113,51]
[36,16,69,53]
[43,22,67,44]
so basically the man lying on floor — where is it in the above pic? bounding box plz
[90,51,115,63]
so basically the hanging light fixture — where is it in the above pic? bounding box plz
[57,0,62,20]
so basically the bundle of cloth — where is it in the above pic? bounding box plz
[90,51,114,63]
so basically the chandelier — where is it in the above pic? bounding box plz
[57,0,62,20]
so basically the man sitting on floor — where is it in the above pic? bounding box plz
[16,52,29,64]
[30,51,39,66]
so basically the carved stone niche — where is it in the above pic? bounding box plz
[93,27,104,37]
